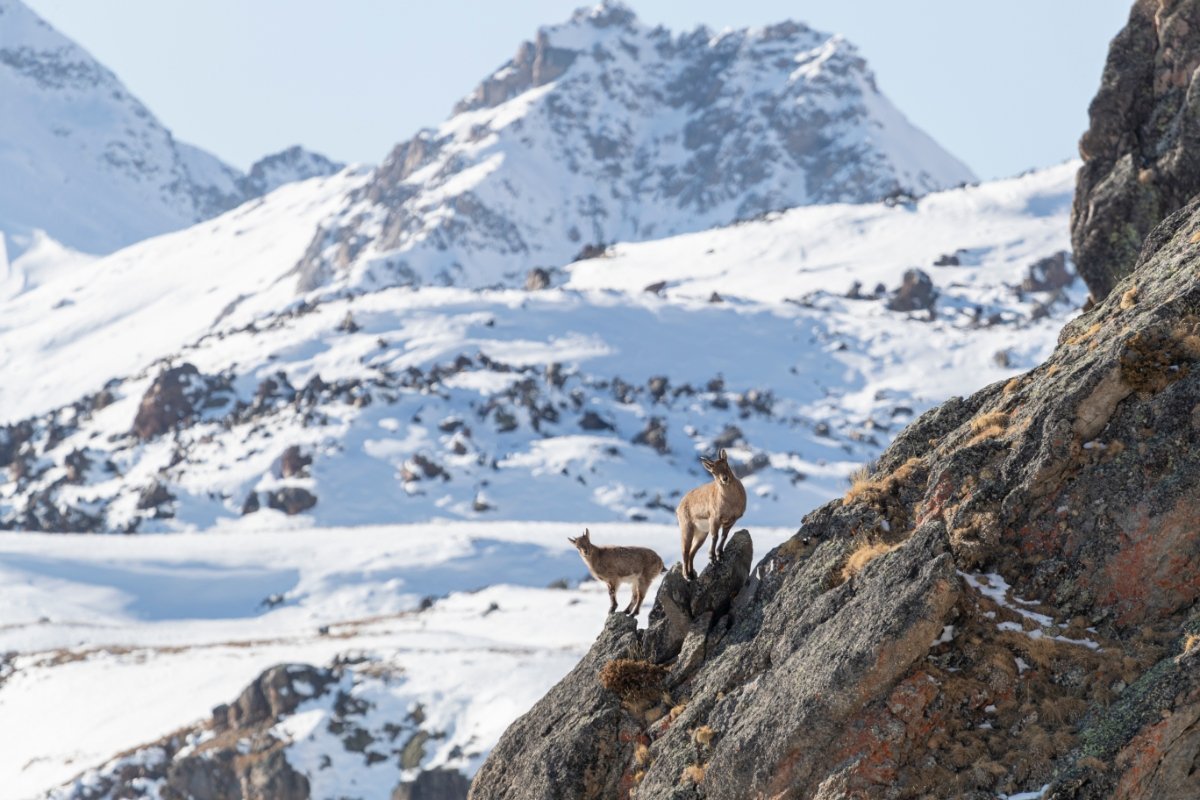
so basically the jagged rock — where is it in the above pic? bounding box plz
[132,364,201,440]
[647,375,669,402]
[241,492,261,516]
[471,194,1200,799]
[885,268,938,313]
[1071,0,1200,300]
[226,665,334,730]
[278,445,312,478]
[1021,250,1075,292]
[136,481,175,511]
[577,410,614,431]
[266,488,317,516]
[337,311,360,333]
[632,417,669,453]
[712,425,743,450]
[467,614,641,800]
[393,768,471,800]
[523,268,551,290]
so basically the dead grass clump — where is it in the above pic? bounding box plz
[1064,322,1102,347]
[680,764,707,784]
[1003,377,1022,395]
[598,659,668,707]
[1119,317,1200,394]
[966,411,1011,446]
[1078,756,1108,772]
[693,725,715,746]
[843,457,925,508]
[1184,633,1200,655]
[839,540,901,583]
[1120,286,1139,309]
[1040,696,1087,727]
[634,742,651,767]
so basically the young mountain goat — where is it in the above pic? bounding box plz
[568,529,664,615]
[676,449,747,580]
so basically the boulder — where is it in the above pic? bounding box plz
[1072,0,1200,299]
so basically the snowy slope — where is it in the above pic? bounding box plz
[0,0,344,256]
[293,2,975,291]
[0,163,1080,534]
[0,523,796,799]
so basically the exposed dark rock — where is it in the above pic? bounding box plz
[136,481,175,511]
[632,416,669,453]
[132,364,201,440]
[278,445,312,479]
[1072,0,1200,300]
[712,425,743,450]
[644,280,667,296]
[578,410,614,431]
[885,268,938,313]
[241,492,261,516]
[226,664,335,730]
[393,768,471,800]
[266,487,317,516]
[573,242,608,261]
[523,267,551,290]
[1021,250,1076,292]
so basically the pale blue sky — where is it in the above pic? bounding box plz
[24,0,1131,179]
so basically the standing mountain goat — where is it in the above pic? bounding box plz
[677,449,747,580]
[568,529,664,615]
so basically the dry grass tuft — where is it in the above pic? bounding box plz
[680,764,707,784]
[840,541,901,583]
[598,659,668,706]
[1120,286,1139,309]
[1191,229,1200,244]
[843,457,924,506]
[1064,322,1102,347]
[1078,756,1108,772]
[693,725,715,746]
[1003,377,1022,395]
[1184,633,1200,655]
[634,742,651,767]
[971,411,1011,432]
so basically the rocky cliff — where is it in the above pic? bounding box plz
[1072,0,1200,301]
[470,198,1200,797]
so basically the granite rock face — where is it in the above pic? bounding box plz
[470,198,1200,798]
[1072,0,1200,300]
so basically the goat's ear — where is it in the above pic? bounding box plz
[567,536,577,544]
[718,448,728,462]
[583,528,591,539]
[700,457,716,472]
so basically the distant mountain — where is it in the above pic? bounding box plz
[0,163,1078,533]
[295,1,975,291]
[0,0,342,255]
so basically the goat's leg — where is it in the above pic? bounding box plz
[688,528,708,579]
[625,583,640,616]
[634,576,651,615]
[681,521,698,580]
[607,581,618,613]
[717,521,732,557]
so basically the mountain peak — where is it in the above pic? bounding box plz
[302,7,974,292]
[568,0,638,29]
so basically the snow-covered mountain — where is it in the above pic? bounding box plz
[0,162,1079,535]
[294,2,975,291]
[0,0,343,255]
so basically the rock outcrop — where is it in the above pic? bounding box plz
[470,198,1200,798]
[1072,0,1200,300]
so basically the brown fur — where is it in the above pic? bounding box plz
[569,529,664,615]
[676,449,747,580]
